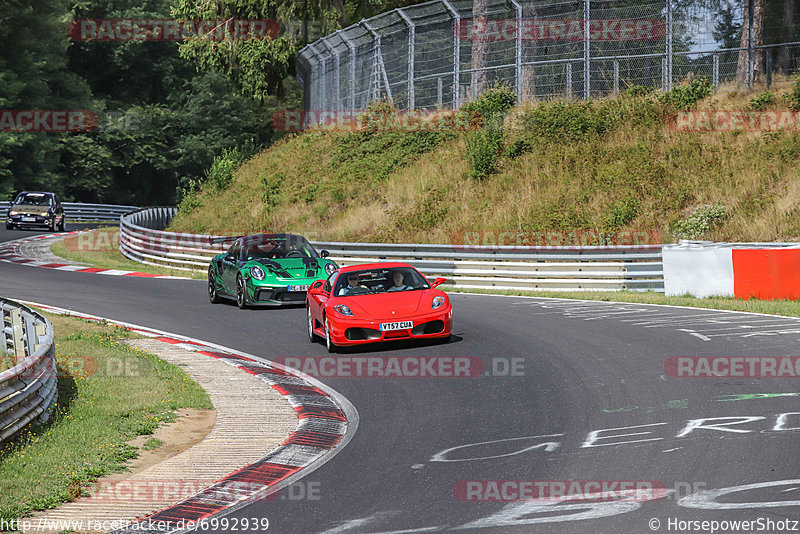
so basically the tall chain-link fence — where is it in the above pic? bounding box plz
[296,0,800,117]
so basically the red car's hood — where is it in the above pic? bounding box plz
[341,290,430,318]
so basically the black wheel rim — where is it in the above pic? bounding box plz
[237,277,244,306]
[208,270,215,298]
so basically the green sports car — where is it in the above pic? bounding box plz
[208,233,338,308]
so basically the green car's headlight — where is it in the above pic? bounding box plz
[324,262,338,276]
[250,266,266,280]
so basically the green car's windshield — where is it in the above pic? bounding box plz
[243,238,317,261]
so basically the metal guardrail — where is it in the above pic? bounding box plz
[2,202,139,222]
[120,208,665,291]
[0,298,57,443]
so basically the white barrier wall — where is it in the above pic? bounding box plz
[663,243,734,297]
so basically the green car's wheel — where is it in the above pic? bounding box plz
[208,266,221,304]
[325,318,336,353]
[236,274,248,309]
[307,307,319,342]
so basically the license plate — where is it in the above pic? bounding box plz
[287,285,310,292]
[380,321,413,331]
[22,217,36,222]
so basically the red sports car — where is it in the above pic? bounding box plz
[306,262,453,352]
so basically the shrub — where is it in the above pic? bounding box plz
[660,77,713,110]
[785,75,800,112]
[462,84,516,179]
[207,147,248,190]
[505,137,533,159]
[520,101,611,143]
[622,85,650,98]
[466,122,504,180]
[602,196,639,231]
[749,90,776,111]
[672,203,726,240]
[461,84,517,120]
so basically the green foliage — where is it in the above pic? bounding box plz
[519,98,663,144]
[672,203,727,240]
[207,147,249,190]
[262,173,282,208]
[749,91,776,111]
[603,196,640,231]
[466,123,503,180]
[622,85,650,98]
[659,77,713,110]
[462,85,516,180]
[460,84,517,120]
[785,75,800,112]
[333,124,452,186]
[505,137,533,159]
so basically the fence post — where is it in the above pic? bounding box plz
[712,53,719,93]
[441,0,461,109]
[666,0,673,91]
[583,0,590,98]
[566,62,573,98]
[321,37,340,112]
[397,9,416,110]
[339,32,357,111]
[437,77,443,107]
[747,0,754,89]
[510,0,522,102]
[10,308,24,362]
[765,48,772,88]
[613,60,619,94]
[362,21,393,105]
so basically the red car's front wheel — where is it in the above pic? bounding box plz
[308,307,320,342]
[325,318,337,353]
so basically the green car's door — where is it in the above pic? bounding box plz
[221,240,242,293]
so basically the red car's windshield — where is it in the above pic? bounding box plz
[335,267,429,296]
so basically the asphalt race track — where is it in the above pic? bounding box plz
[2,227,800,533]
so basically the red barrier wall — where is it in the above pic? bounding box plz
[733,249,800,300]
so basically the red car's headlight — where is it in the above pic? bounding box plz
[334,304,353,316]
[432,296,446,309]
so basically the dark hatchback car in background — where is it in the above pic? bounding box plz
[6,192,65,231]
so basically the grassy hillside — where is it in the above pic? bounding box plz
[169,77,800,244]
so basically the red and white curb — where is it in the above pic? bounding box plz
[20,301,358,534]
[0,233,191,279]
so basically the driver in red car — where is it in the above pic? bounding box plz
[339,273,368,295]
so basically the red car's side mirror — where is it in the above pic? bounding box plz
[310,280,330,296]
[431,277,447,288]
